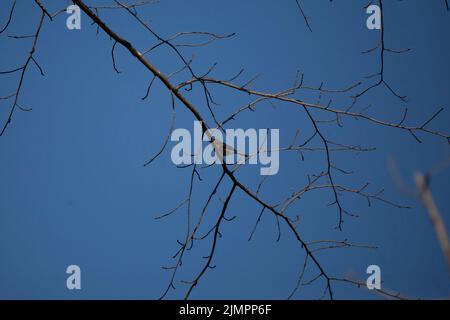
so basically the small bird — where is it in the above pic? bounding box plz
[204,130,249,164]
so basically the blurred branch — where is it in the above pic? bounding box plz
[414,172,450,270]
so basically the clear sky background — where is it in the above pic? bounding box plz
[0,0,449,299]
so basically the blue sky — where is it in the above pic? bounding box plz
[0,0,449,299]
